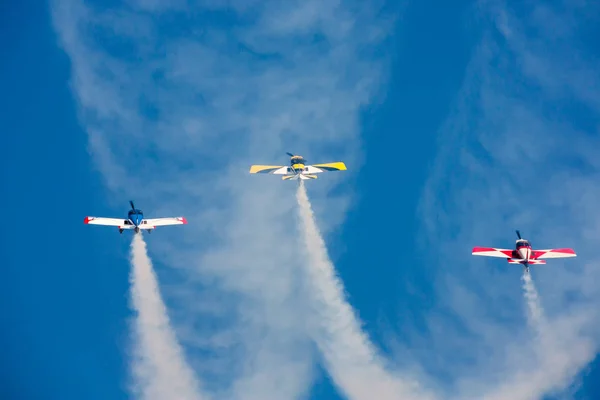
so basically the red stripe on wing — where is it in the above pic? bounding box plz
[549,248,576,255]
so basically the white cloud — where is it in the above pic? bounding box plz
[51,0,395,398]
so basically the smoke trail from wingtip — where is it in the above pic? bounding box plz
[129,233,204,400]
[295,182,435,400]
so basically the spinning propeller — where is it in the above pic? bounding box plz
[130,200,136,211]
[516,230,522,239]
[286,152,306,163]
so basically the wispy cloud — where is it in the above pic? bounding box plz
[51,0,395,398]
[129,234,203,400]
[418,1,600,399]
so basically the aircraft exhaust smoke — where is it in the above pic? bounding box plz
[295,182,436,400]
[129,233,203,400]
[521,271,545,334]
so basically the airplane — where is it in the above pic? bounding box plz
[84,201,187,234]
[472,230,576,272]
[249,152,347,180]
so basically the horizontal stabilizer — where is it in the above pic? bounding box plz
[280,174,318,180]
[508,259,546,265]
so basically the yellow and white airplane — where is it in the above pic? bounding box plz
[249,152,347,180]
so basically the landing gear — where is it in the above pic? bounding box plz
[119,228,124,234]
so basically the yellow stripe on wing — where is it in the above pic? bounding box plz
[311,162,347,171]
[249,165,284,174]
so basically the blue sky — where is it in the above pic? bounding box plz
[2,0,600,399]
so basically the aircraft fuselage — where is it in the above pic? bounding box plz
[289,156,307,174]
[517,246,531,262]
[127,210,144,226]
[513,240,533,270]
[121,209,144,234]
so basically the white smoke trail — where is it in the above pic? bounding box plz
[295,182,436,400]
[521,271,546,334]
[129,233,204,400]
[478,269,595,400]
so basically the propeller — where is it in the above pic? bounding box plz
[516,230,522,239]
[130,200,136,211]
[286,152,306,164]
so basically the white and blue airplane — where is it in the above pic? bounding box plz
[84,201,187,234]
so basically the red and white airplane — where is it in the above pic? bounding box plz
[472,230,576,272]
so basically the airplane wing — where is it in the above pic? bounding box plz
[84,217,128,227]
[472,247,514,258]
[305,162,347,173]
[532,248,576,259]
[249,165,289,175]
[142,217,188,228]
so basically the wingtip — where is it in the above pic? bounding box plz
[180,217,188,224]
[84,216,91,224]
[559,248,577,256]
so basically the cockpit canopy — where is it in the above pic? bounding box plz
[516,240,531,248]
[290,156,306,165]
[128,209,143,216]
